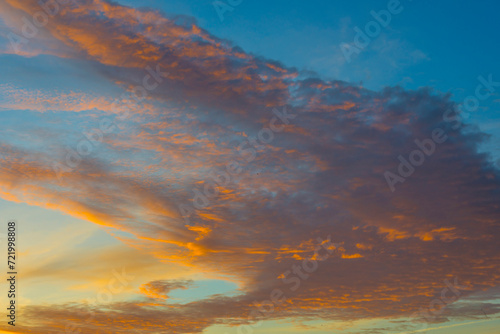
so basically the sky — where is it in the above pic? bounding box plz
[0,0,499,333]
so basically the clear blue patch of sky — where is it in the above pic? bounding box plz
[167,278,239,304]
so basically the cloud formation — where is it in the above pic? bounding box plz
[0,0,499,333]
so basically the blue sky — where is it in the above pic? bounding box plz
[0,1,499,333]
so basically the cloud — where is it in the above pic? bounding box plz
[139,279,193,300]
[0,0,499,333]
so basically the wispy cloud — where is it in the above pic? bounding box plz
[0,0,499,333]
